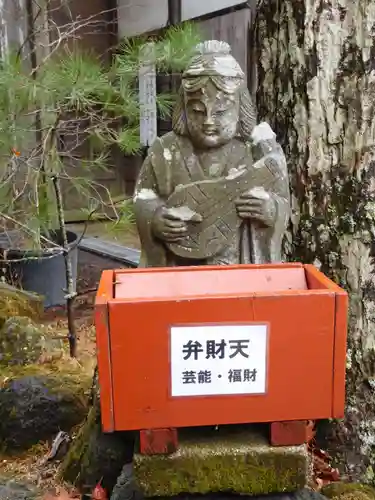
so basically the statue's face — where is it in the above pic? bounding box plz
[184,80,240,149]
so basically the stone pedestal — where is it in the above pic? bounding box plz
[134,426,311,497]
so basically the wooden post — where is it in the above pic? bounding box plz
[168,0,182,99]
[168,0,181,25]
[139,42,157,158]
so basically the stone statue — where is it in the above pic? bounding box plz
[133,40,290,267]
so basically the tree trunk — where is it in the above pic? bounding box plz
[59,368,135,495]
[253,0,375,482]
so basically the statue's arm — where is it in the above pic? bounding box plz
[132,151,165,255]
[266,145,291,230]
[250,139,290,229]
[133,150,165,223]
[132,150,170,267]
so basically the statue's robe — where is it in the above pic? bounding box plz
[133,131,290,268]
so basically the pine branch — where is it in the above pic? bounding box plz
[0,8,202,353]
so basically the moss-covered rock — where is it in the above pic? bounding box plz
[59,368,134,496]
[0,283,43,329]
[0,316,64,366]
[0,477,38,500]
[134,426,310,497]
[322,482,375,500]
[0,364,90,452]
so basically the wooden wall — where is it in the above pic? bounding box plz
[199,8,252,83]
[0,0,27,53]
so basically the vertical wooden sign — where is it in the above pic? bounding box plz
[139,42,157,148]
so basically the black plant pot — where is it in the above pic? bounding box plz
[0,229,78,308]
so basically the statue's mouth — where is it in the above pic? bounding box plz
[203,130,217,137]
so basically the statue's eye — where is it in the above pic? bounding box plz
[192,107,204,113]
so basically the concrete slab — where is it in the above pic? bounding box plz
[79,237,140,268]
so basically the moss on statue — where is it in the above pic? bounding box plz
[134,428,310,497]
[322,483,375,500]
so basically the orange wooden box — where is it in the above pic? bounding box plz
[95,263,348,433]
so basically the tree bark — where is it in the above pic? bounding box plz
[253,0,375,482]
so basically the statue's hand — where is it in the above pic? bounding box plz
[152,207,189,242]
[235,187,276,227]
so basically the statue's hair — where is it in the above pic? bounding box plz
[172,83,257,141]
[195,40,231,56]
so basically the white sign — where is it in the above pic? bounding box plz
[170,324,268,397]
[139,43,157,147]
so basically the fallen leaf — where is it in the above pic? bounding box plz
[308,440,340,490]
[92,482,107,500]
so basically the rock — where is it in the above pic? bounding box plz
[0,283,43,329]
[322,482,375,500]
[0,478,38,500]
[0,316,64,366]
[0,372,88,452]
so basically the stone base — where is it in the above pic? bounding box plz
[134,426,311,497]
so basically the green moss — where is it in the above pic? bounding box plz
[0,359,90,392]
[45,373,90,407]
[0,283,43,329]
[322,482,375,500]
[0,360,91,453]
[59,372,134,494]
[59,369,101,484]
[60,403,98,482]
[0,360,92,436]
[134,429,309,497]
[0,316,64,366]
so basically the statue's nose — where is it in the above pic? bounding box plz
[203,114,216,133]
[203,115,215,126]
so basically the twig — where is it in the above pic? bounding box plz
[68,207,99,252]
[51,173,77,358]
[0,252,62,264]
[0,213,64,250]
[76,287,98,296]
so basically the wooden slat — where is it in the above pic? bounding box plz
[199,7,251,81]
[181,0,248,22]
